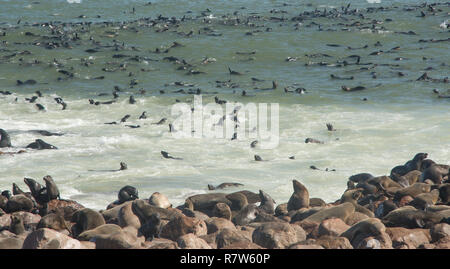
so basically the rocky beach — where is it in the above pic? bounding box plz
[0,0,449,250]
[0,152,449,249]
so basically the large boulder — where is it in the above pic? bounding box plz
[252,222,306,249]
[22,228,85,249]
[177,233,212,249]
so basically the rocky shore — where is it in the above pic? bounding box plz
[0,152,449,249]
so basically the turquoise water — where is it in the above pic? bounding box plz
[0,0,449,209]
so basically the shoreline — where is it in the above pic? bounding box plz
[0,152,449,249]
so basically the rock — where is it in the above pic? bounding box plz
[385,227,431,249]
[318,218,350,237]
[309,198,327,207]
[177,233,212,249]
[312,235,353,249]
[100,201,132,223]
[145,238,179,249]
[288,243,324,249]
[22,228,85,249]
[294,219,320,239]
[205,217,236,234]
[252,222,306,249]
[181,208,210,221]
[0,214,11,227]
[14,211,41,229]
[0,231,25,249]
[221,241,264,249]
[46,199,84,220]
[216,228,251,249]
[160,215,207,241]
[199,232,218,249]
[430,223,450,243]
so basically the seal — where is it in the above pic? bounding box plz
[408,189,440,210]
[258,190,276,215]
[382,206,443,229]
[118,185,139,204]
[420,163,449,184]
[26,139,58,150]
[37,209,70,233]
[118,202,141,230]
[43,175,60,200]
[139,212,161,241]
[349,173,374,183]
[12,183,25,195]
[225,192,248,212]
[71,208,106,237]
[287,180,310,211]
[390,153,428,178]
[148,192,172,209]
[232,204,260,225]
[305,138,324,144]
[208,183,244,190]
[23,177,48,204]
[393,183,432,202]
[9,213,26,235]
[0,129,12,148]
[161,151,183,160]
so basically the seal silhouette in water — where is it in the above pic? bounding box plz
[161,151,183,160]
[26,139,58,150]
[208,183,244,190]
[0,129,12,148]
[88,162,128,172]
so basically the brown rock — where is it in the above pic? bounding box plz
[94,229,144,249]
[318,218,350,237]
[345,211,369,226]
[252,222,306,249]
[199,232,218,249]
[145,238,179,249]
[398,195,414,207]
[160,215,207,241]
[386,227,431,249]
[294,220,319,239]
[221,241,264,249]
[22,228,85,249]
[313,235,353,249]
[288,243,324,249]
[205,217,236,234]
[216,228,251,249]
[177,233,212,249]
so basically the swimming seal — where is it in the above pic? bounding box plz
[0,129,12,148]
[287,180,310,211]
[26,139,58,150]
[208,183,244,190]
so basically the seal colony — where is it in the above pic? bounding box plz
[0,1,449,249]
[0,152,449,249]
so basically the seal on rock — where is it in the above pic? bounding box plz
[390,153,428,177]
[149,192,172,209]
[43,175,60,200]
[258,190,276,215]
[139,213,162,241]
[287,180,310,211]
[71,208,106,237]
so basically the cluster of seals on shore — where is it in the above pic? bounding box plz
[0,152,449,249]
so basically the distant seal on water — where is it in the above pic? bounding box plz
[161,151,183,160]
[149,192,172,209]
[43,175,60,200]
[287,180,310,211]
[26,139,58,150]
[208,183,244,190]
[0,129,12,148]
[305,138,324,144]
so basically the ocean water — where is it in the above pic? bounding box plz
[0,0,449,210]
